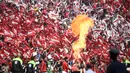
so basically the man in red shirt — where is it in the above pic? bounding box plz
[40,55,47,73]
[62,57,70,73]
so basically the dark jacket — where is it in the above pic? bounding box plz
[106,60,127,73]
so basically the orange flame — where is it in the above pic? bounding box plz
[71,14,94,59]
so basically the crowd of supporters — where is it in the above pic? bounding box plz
[1,48,130,73]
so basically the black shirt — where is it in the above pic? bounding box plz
[106,60,127,73]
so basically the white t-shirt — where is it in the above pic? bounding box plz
[85,69,95,73]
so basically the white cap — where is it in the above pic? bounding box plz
[48,54,52,59]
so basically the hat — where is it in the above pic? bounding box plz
[48,54,52,59]
[109,48,119,55]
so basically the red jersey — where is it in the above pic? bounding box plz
[40,60,47,72]
[62,61,69,73]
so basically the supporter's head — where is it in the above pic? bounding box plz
[31,56,35,60]
[109,48,119,61]
[122,56,126,62]
[18,53,22,58]
[86,64,92,70]
[2,63,6,66]
[64,57,68,62]
[41,54,46,60]
[47,54,52,60]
